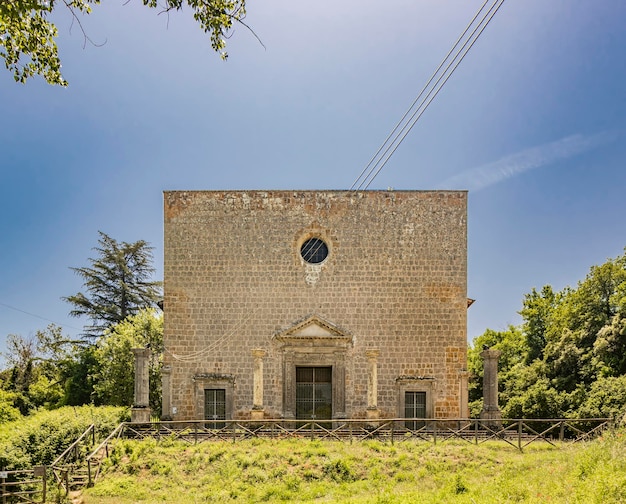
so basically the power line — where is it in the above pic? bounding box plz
[0,301,83,332]
[350,0,507,191]
[165,306,261,362]
[278,1,507,264]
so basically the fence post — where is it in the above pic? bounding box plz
[41,468,47,504]
[474,419,479,445]
[1,471,7,504]
[559,422,565,442]
[518,421,523,451]
[433,420,437,446]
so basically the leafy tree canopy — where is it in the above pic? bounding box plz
[92,308,163,411]
[63,231,162,338]
[470,247,626,421]
[0,0,246,85]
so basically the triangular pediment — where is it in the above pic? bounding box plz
[273,314,353,346]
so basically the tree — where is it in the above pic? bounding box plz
[64,231,162,338]
[92,308,163,411]
[542,252,626,389]
[519,285,561,363]
[467,326,526,416]
[468,247,626,420]
[34,324,90,406]
[0,325,86,411]
[577,375,626,420]
[1,0,247,86]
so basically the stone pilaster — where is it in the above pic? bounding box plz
[366,349,380,420]
[251,349,266,420]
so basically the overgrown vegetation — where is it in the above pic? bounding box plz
[0,405,127,470]
[81,431,626,503]
[469,248,626,421]
[0,232,162,417]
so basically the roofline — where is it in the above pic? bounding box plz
[163,189,469,194]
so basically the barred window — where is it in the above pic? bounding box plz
[300,238,328,264]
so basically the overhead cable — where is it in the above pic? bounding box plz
[350,0,507,191]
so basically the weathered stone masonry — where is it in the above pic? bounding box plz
[162,190,468,421]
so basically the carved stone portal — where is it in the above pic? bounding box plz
[273,314,353,420]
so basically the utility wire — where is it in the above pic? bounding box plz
[165,306,261,362]
[0,301,82,332]
[299,0,506,262]
[350,0,491,191]
[360,0,506,190]
[350,0,506,191]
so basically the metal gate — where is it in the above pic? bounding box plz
[296,367,332,420]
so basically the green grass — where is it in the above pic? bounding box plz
[81,430,626,503]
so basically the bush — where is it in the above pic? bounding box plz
[0,389,21,423]
[0,406,127,470]
[576,375,626,420]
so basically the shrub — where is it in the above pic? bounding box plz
[0,406,126,470]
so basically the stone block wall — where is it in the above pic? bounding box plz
[163,190,468,420]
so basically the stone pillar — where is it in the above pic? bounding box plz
[366,349,380,421]
[161,365,172,420]
[480,348,502,427]
[131,348,151,423]
[251,349,266,420]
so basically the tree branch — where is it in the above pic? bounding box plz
[62,0,106,49]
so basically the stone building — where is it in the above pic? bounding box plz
[162,190,469,422]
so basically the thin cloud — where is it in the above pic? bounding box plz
[439,131,620,192]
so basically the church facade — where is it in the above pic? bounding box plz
[161,190,468,422]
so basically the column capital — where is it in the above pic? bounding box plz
[480,348,502,360]
[365,349,380,360]
[252,349,267,359]
[132,347,151,358]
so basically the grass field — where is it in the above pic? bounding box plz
[80,430,626,503]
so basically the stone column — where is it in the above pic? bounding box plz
[480,348,502,427]
[161,365,172,420]
[131,348,151,423]
[251,349,266,420]
[365,349,380,421]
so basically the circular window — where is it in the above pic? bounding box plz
[300,238,329,264]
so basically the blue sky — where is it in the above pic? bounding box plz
[1,0,625,363]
